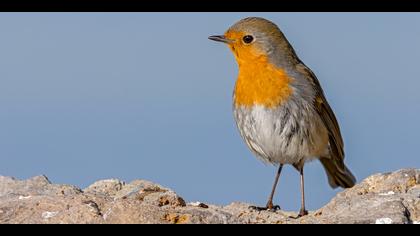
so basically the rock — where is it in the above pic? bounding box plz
[84,179,125,197]
[0,169,418,224]
[0,175,82,198]
[315,169,419,224]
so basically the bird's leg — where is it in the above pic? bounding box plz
[298,167,308,217]
[266,164,283,210]
[249,164,283,212]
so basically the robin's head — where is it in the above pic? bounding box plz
[209,17,297,67]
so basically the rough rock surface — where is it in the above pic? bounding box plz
[0,169,418,224]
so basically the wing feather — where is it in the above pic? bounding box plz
[296,63,345,161]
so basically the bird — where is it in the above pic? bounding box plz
[208,17,356,217]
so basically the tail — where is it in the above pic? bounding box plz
[320,157,356,189]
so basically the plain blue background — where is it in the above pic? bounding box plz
[0,13,419,211]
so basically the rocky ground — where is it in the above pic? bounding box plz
[0,168,418,224]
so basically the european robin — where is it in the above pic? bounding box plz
[209,17,356,217]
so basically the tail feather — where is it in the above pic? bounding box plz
[320,157,356,189]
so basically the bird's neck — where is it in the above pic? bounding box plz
[234,56,293,109]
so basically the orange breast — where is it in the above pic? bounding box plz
[234,56,293,108]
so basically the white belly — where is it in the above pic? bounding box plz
[233,104,329,165]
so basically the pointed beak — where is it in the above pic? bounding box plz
[208,35,232,44]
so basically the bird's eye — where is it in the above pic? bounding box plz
[242,35,254,44]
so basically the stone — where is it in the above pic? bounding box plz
[0,175,82,198]
[0,169,418,224]
[84,179,125,197]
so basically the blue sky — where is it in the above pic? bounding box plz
[0,13,419,211]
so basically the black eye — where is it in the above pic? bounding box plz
[242,35,254,44]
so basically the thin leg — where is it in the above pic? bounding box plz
[298,167,308,217]
[266,164,283,209]
[249,164,283,211]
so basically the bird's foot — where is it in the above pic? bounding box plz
[248,204,281,212]
[289,208,308,219]
[298,208,308,217]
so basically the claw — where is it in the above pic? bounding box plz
[288,209,308,219]
[248,205,281,212]
[298,209,308,217]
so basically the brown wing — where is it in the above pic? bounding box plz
[296,63,355,188]
[313,84,345,160]
[296,63,344,158]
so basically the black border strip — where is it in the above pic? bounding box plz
[0,0,419,12]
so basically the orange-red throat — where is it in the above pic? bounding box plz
[224,31,293,109]
[234,56,293,109]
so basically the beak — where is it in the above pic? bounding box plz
[208,35,232,44]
